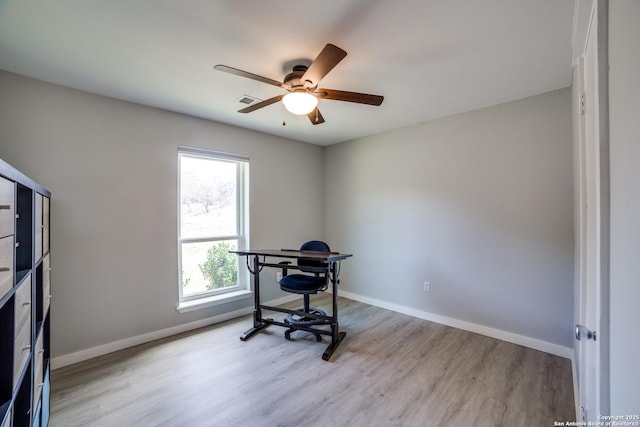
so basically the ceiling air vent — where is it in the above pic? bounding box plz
[237,95,259,105]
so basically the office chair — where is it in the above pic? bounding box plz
[279,240,330,341]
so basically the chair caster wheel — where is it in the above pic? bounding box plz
[315,334,322,342]
[285,330,292,340]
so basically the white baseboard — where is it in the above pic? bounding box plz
[50,294,299,370]
[338,289,574,360]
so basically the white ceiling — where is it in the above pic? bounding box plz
[0,0,576,146]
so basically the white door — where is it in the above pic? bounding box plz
[576,2,608,421]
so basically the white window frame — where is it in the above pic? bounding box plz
[177,146,250,312]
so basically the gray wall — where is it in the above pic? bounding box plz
[325,88,574,348]
[608,0,640,414]
[0,70,324,359]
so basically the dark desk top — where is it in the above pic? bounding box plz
[231,248,352,263]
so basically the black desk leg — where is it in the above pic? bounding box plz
[240,255,270,341]
[322,332,346,361]
[322,261,346,360]
[252,255,262,326]
[240,322,269,341]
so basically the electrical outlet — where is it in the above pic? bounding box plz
[423,281,431,292]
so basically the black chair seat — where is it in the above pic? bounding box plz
[280,274,326,294]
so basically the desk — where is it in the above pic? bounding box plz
[231,249,352,360]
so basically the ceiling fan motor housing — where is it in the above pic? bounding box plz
[284,65,312,91]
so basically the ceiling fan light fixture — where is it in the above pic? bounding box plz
[282,91,318,115]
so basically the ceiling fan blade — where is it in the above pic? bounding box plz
[214,64,287,88]
[315,88,384,106]
[238,95,284,113]
[301,44,347,89]
[307,107,325,125]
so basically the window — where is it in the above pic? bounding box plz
[178,147,249,309]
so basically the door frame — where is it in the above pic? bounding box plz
[572,0,610,420]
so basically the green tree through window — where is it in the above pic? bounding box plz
[199,242,238,290]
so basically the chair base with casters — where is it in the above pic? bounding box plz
[283,294,327,342]
[279,240,331,342]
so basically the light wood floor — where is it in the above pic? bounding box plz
[50,296,574,426]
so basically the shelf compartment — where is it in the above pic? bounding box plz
[13,364,31,427]
[14,276,31,338]
[0,401,11,427]
[43,196,49,256]
[15,184,32,274]
[43,255,51,320]
[0,299,13,409]
[0,176,14,239]
[0,236,13,301]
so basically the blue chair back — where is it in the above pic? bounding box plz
[298,240,330,273]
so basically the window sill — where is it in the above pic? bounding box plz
[177,289,253,313]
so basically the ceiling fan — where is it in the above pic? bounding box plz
[214,44,384,125]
